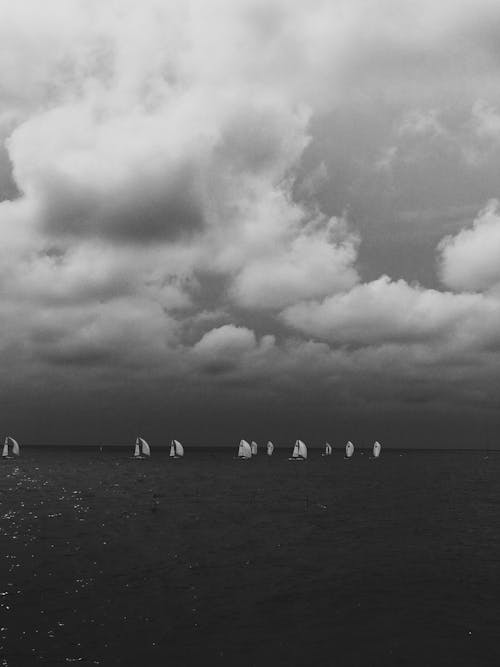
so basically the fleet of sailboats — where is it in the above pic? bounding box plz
[170,439,184,458]
[2,436,20,459]
[0,435,385,461]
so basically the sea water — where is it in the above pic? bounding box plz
[0,448,498,666]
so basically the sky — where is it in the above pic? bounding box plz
[2,0,500,446]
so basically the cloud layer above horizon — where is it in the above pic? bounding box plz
[2,0,500,442]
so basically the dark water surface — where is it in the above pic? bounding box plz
[1,448,499,666]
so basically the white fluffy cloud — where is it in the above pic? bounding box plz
[192,325,276,374]
[439,200,500,292]
[281,275,500,350]
[230,215,359,309]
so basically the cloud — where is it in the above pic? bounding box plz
[192,324,276,375]
[470,100,500,141]
[194,325,258,357]
[7,101,210,243]
[398,109,446,138]
[230,215,359,309]
[439,200,500,292]
[281,275,500,350]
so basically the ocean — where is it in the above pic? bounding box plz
[1,448,499,666]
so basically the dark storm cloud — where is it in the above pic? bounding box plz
[37,163,205,244]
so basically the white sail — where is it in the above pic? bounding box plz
[2,439,8,458]
[267,441,274,456]
[251,441,258,456]
[373,441,381,458]
[292,439,307,459]
[298,440,308,459]
[238,439,252,459]
[134,439,141,458]
[9,437,20,456]
[140,438,151,457]
[173,439,184,457]
[169,442,175,457]
[345,441,354,458]
[325,443,332,455]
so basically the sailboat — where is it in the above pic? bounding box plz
[322,442,332,456]
[251,441,258,456]
[2,436,20,459]
[345,441,354,458]
[170,439,184,458]
[373,441,382,458]
[289,439,307,461]
[237,439,252,459]
[134,436,151,460]
[267,441,274,456]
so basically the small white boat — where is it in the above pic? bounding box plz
[237,439,252,459]
[322,442,332,456]
[373,441,381,458]
[289,439,307,460]
[251,441,258,456]
[345,441,354,458]
[2,436,20,459]
[134,436,151,459]
[170,439,184,458]
[267,441,274,456]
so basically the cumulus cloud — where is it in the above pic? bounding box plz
[231,215,359,309]
[439,200,500,292]
[192,325,276,376]
[281,275,500,350]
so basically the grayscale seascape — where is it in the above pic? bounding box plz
[2,1,500,664]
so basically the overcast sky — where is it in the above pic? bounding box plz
[2,0,500,446]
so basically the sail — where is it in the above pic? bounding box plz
[9,438,20,456]
[238,439,252,459]
[251,441,258,456]
[292,440,300,458]
[267,441,274,456]
[373,441,381,458]
[134,439,141,457]
[2,439,8,458]
[325,443,332,455]
[298,440,308,459]
[346,441,354,458]
[139,437,151,457]
[169,442,175,457]
[174,440,184,457]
